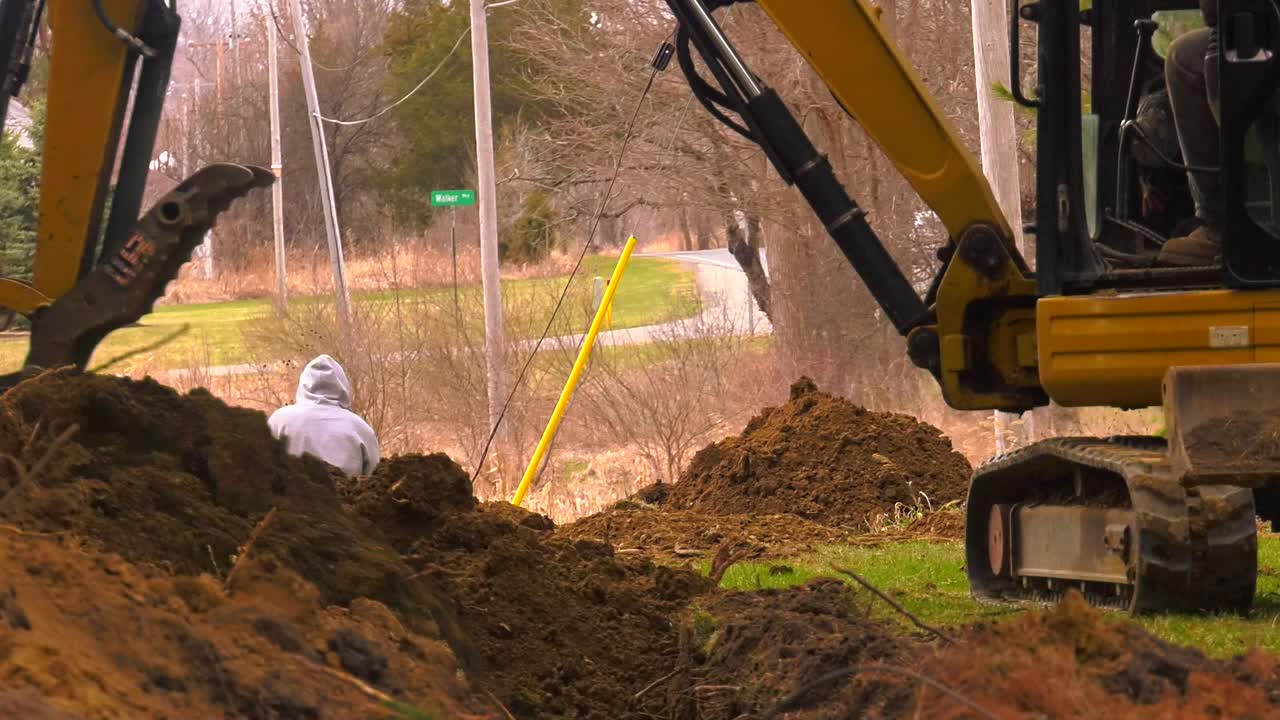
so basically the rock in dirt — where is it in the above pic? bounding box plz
[666,377,972,528]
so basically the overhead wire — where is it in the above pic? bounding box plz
[469,49,668,485]
[316,23,472,126]
[266,1,372,73]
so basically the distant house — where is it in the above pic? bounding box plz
[4,99,34,149]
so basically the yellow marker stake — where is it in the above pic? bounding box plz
[512,236,637,507]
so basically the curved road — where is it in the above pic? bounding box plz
[161,249,772,381]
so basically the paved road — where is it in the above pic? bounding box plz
[641,248,770,275]
[160,249,772,381]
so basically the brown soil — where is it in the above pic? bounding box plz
[0,529,477,719]
[661,587,1280,719]
[665,378,973,528]
[6,370,1280,720]
[1183,409,1280,470]
[922,591,1280,719]
[556,499,851,559]
[344,458,716,719]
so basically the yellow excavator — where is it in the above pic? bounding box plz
[0,0,270,385]
[666,0,1280,613]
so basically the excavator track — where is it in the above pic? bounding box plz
[966,437,1257,614]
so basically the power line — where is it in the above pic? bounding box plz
[316,24,471,126]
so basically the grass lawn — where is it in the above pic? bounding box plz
[709,534,1280,658]
[0,256,700,373]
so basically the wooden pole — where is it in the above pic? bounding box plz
[470,0,510,475]
[288,0,352,329]
[267,13,288,315]
[971,0,1028,453]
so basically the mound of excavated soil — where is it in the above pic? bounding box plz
[923,591,1280,719]
[0,370,722,719]
[345,456,716,719]
[556,500,851,560]
[0,529,478,719]
[7,370,1280,720]
[662,586,1280,719]
[665,378,973,528]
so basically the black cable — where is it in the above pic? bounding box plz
[92,0,155,57]
[469,57,666,485]
[676,26,753,140]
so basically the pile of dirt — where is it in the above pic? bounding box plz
[921,591,1280,718]
[0,370,485,718]
[0,370,727,719]
[9,370,1280,720]
[665,378,972,528]
[345,456,716,719]
[562,377,973,556]
[659,586,1280,719]
[0,370,408,608]
[0,529,478,719]
[556,498,852,559]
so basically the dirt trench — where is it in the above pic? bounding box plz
[3,371,1280,719]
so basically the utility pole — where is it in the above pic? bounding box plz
[267,12,288,315]
[231,0,242,88]
[971,0,1027,454]
[287,0,352,328]
[470,0,509,473]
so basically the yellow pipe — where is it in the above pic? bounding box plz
[512,236,637,507]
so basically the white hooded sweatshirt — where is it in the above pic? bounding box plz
[268,355,381,476]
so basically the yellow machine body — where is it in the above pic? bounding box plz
[1037,289,1280,409]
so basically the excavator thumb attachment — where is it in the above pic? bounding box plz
[1165,364,1280,487]
[9,163,273,382]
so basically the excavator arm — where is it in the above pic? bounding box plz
[666,0,1044,411]
[0,0,270,382]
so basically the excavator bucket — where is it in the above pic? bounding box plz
[1165,364,1280,487]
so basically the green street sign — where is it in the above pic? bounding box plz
[431,189,476,207]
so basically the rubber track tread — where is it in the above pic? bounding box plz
[970,437,1256,614]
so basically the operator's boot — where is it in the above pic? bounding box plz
[1158,224,1222,267]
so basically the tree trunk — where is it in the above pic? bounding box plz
[971,0,1028,454]
[678,207,695,251]
[695,212,713,251]
[725,209,772,321]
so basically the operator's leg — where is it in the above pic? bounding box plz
[1159,28,1223,266]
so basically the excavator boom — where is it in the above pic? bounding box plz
[666,0,1280,614]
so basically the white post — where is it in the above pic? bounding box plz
[268,16,288,315]
[470,0,509,463]
[288,0,352,329]
[972,0,1028,454]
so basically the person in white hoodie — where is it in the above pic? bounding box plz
[268,354,381,476]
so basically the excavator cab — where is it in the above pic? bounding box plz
[664,0,1280,612]
[1037,0,1280,292]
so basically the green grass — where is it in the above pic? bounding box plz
[708,536,1280,658]
[0,256,700,373]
